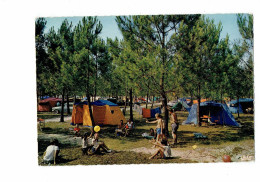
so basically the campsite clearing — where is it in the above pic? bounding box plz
[38,110,254,165]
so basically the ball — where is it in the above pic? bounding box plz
[94,125,100,132]
[222,155,231,162]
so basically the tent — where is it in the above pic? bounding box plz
[92,100,126,125]
[228,103,243,114]
[142,108,151,118]
[184,101,240,127]
[150,107,161,118]
[228,98,254,113]
[178,97,193,106]
[71,102,92,126]
[71,100,126,126]
[172,102,191,112]
[38,97,62,112]
[142,107,161,118]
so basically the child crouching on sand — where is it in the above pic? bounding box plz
[149,139,171,159]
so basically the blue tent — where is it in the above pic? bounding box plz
[228,98,254,113]
[91,100,118,106]
[150,107,161,118]
[178,97,192,106]
[184,101,240,127]
[74,101,89,105]
[172,102,191,112]
[228,103,243,114]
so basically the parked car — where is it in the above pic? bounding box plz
[52,102,74,114]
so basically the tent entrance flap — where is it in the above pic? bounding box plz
[71,104,93,126]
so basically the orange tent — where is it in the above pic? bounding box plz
[93,105,126,125]
[71,104,92,126]
[193,99,207,104]
[71,100,126,126]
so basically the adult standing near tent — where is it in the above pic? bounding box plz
[169,109,179,145]
[146,113,164,142]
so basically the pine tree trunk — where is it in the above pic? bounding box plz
[237,96,240,118]
[94,56,98,101]
[146,92,149,109]
[66,93,70,114]
[162,93,169,136]
[197,85,201,126]
[151,95,155,108]
[87,94,95,128]
[124,87,128,111]
[129,88,133,121]
[74,95,76,103]
[87,54,95,132]
[60,88,65,122]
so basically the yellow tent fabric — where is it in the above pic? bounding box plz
[93,105,126,125]
[71,105,92,126]
[109,106,126,125]
[83,105,92,126]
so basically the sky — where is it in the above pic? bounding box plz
[44,14,243,43]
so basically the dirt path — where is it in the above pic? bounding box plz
[44,116,71,122]
[128,143,255,163]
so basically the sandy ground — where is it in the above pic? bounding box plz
[44,116,72,122]
[129,143,255,163]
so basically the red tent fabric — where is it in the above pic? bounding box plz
[142,108,151,118]
[38,98,62,112]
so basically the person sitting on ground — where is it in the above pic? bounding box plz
[149,139,171,159]
[146,113,164,142]
[43,139,60,165]
[115,120,125,136]
[142,128,156,140]
[125,119,134,136]
[169,109,179,145]
[150,128,156,139]
[89,133,112,154]
[81,131,93,155]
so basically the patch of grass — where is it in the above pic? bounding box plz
[39,148,195,166]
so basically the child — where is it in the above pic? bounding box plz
[81,132,93,155]
[73,124,81,137]
[146,113,164,142]
[149,139,171,159]
[125,119,134,136]
[149,128,155,139]
[43,139,60,165]
[115,120,125,136]
[89,133,112,154]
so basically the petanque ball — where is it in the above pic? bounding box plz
[222,155,231,162]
